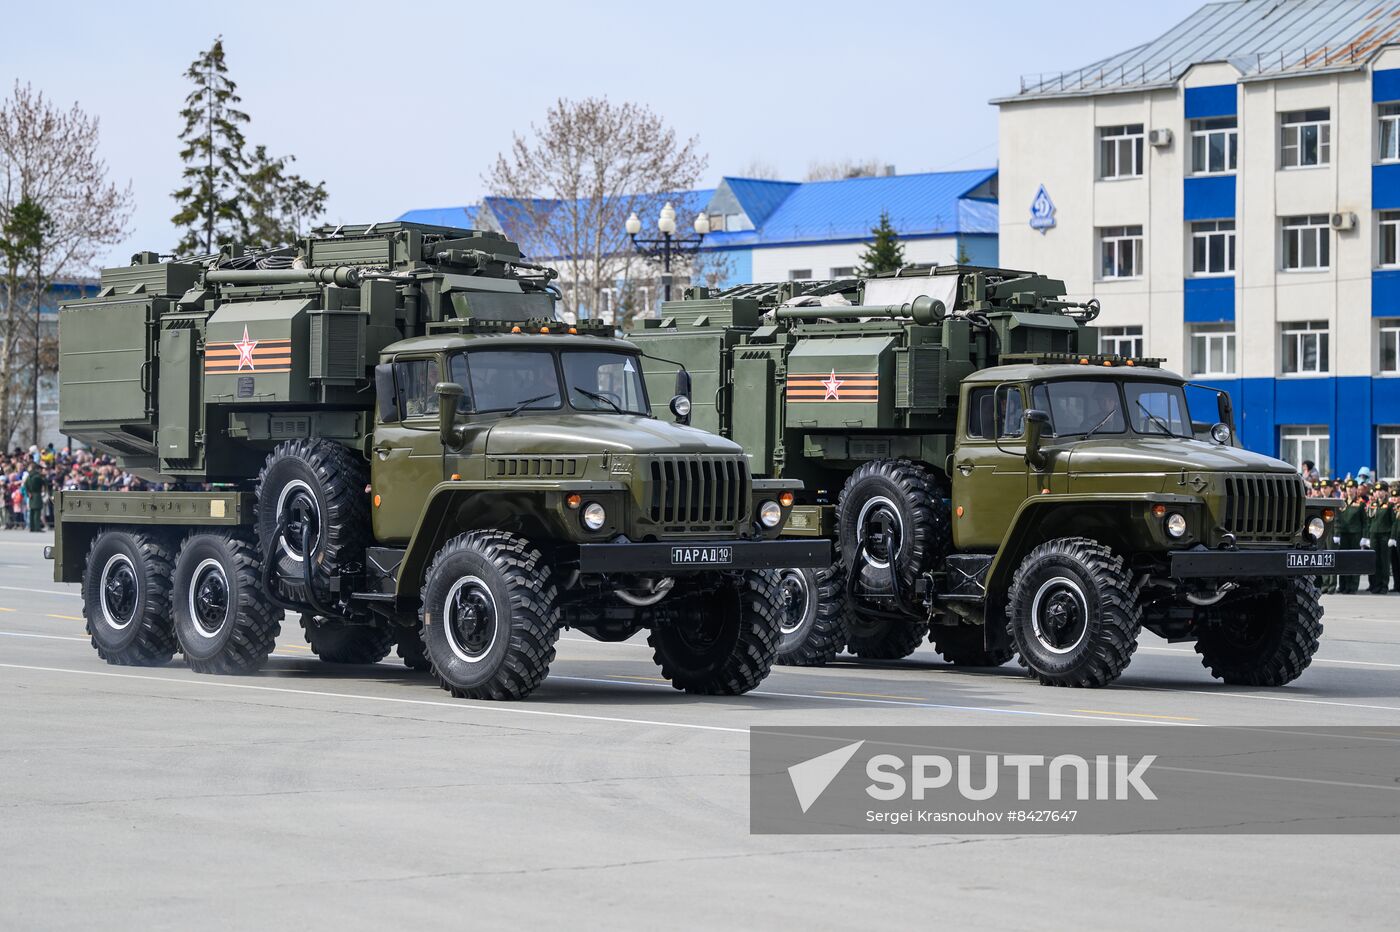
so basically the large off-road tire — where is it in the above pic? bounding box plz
[1006,537,1141,687]
[846,612,927,660]
[299,614,394,664]
[81,530,177,666]
[775,565,851,666]
[255,439,370,605]
[1194,578,1323,686]
[419,531,561,700]
[172,531,280,675]
[929,622,1015,667]
[396,626,432,672]
[835,459,950,602]
[648,571,782,694]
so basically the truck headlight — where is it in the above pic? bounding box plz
[582,502,607,531]
[1306,516,1326,541]
[1165,512,1188,538]
[758,500,783,528]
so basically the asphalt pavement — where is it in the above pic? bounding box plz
[3,531,1399,930]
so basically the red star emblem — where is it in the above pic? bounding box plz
[822,368,844,400]
[234,326,258,371]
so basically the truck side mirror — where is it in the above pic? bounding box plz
[1216,391,1235,434]
[1025,408,1050,470]
[374,364,400,423]
[435,382,465,448]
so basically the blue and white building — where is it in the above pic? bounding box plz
[399,167,998,318]
[995,0,1400,479]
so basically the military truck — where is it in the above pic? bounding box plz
[49,222,828,701]
[633,266,1371,688]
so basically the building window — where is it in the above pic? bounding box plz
[1100,325,1144,358]
[1280,109,1330,168]
[723,213,743,232]
[788,269,812,281]
[1280,426,1329,477]
[1280,321,1330,375]
[1190,117,1238,174]
[1098,124,1144,179]
[1379,429,1400,480]
[1188,323,1237,376]
[830,266,855,278]
[1381,211,1400,267]
[1380,320,1400,374]
[1099,225,1143,278]
[1281,215,1330,271]
[1380,104,1400,162]
[1190,220,1236,275]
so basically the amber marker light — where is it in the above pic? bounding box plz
[568,327,578,334]
[373,494,381,508]
[566,493,582,509]
[1323,508,1336,521]
[450,473,460,481]
[511,325,522,333]
[1152,504,1167,517]
[955,506,965,517]
[1079,358,1089,364]
[779,491,795,507]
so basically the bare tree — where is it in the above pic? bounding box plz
[0,82,133,447]
[736,158,782,180]
[805,157,887,181]
[484,97,706,329]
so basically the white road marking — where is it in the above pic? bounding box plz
[547,675,1193,726]
[0,584,81,599]
[0,662,747,735]
[1138,645,1400,670]
[1129,683,1400,714]
[0,631,88,642]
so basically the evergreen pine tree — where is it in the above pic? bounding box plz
[171,37,249,254]
[856,210,904,276]
[243,145,328,248]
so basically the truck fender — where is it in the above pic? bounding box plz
[983,492,1199,599]
[394,479,628,601]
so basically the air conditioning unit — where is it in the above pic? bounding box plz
[1330,211,1357,231]
[1148,128,1173,147]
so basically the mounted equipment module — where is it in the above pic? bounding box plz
[633,266,1369,688]
[51,222,827,700]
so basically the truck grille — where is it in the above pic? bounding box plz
[646,456,750,528]
[1221,472,1306,541]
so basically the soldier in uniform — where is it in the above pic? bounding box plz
[1317,477,1338,593]
[1336,480,1364,594]
[1367,484,1394,594]
[1390,490,1400,592]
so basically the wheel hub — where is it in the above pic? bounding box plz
[99,554,138,630]
[855,496,903,571]
[276,480,320,563]
[444,577,498,663]
[189,558,230,638]
[1030,576,1089,655]
[777,570,811,636]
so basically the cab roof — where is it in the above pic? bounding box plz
[965,361,1187,385]
[382,330,640,357]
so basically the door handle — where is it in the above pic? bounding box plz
[373,446,392,461]
[955,461,974,477]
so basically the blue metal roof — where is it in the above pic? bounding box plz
[707,168,998,247]
[999,0,1400,101]
[722,177,800,226]
[397,205,480,229]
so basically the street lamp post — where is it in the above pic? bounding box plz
[625,202,709,305]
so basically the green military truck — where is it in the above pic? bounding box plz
[633,266,1371,688]
[49,222,828,700]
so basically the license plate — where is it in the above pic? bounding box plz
[1286,551,1335,570]
[671,546,733,566]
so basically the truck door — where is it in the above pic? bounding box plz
[951,383,1033,550]
[371,356,450,542]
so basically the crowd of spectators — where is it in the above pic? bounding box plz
[3,445,147,532]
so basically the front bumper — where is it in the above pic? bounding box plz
[577,539,832,574]
[1168,546,1375,578]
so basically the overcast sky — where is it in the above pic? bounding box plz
[3,0,1206,268]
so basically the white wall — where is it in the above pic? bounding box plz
[749,237,962,282]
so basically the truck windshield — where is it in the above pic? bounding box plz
[1030,380,1125,436]
[1030,379,1193,438]
[560,351,650,414]
[447,348,650,415]
[450,351,561,414]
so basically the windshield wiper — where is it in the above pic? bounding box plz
[503,392,557,418]
[1083,409,1118,439]
[572,386,623,413]
[1135,400,1175,436]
